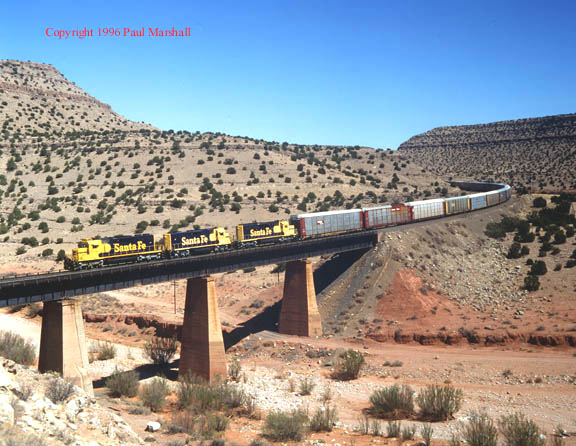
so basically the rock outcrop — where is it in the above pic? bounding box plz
[0,59,155,135]
[398,114,576,193]
[0,357,143,445]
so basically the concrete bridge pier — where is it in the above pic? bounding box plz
[38,299,93,396]
[179,276,227,382]
[279,259,323,337]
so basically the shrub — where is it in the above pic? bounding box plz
[309,406,338,432]
[299,377,315,395]
[530,261,547,275]
[46,376,75,403]
[402,424,416,440]
[421,423,434,446]
[0,331,36,365]
[456,411,498,446]
[106,369,139,397]
[221,383,248,409]
[144,336,178,364]
[228,359,242,382]
[167,409,196,435]
[332,349,365,380]
[176,374,247,412]
[263,409,308,441]
[92,341,116,361]
[416,384,463,421]
[387,420,402,437]
[524,275,540,291]
[485,222,506,239]
[499,413,545,446]
[56,249,67,262]
[369,385,415,419]
[533,197,547,208]
[507,243,522,259]
[140,376,170,412]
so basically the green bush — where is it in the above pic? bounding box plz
[332,349,365,380]
[485,222,506,239]
[524,275,540,291]
[402,424,416,440]
[41,248,53,257]
[228,359,242,382]
[263,409,308,441]
[177,374,219,411]
[499,413,545,446]
[369,385,415,419]
[0,330,36,365]
[92,341,117,360]
[106,369,139,397]
[46,376,76,403]
[460,411,498,446]
[299,377,315,395]
[144,336,178,364]
[421,423,434,446]
[416,384,463,421]
[309,406,338,432]
[506,243,522,259]
[140,376,170,412]
[530,261,547,275]
[220,383,247,409]
[387,420,402,437]
[532,197,547,208]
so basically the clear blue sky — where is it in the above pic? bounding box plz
[2,0,575,148]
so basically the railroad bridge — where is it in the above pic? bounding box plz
[0,231,379,394]
[0,181,509,394]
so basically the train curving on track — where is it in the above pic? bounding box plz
[64,181,511,271]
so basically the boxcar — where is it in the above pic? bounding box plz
[469,193,487,210]
[408,199,445,221]
[236,220,297,245]
[444,196,470,215]
[485,191,501,207]
[294,209,363,237]
[163,227,231,255]
[363,204,413,229]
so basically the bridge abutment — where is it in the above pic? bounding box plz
[279,259,322,337]
[179,276,227,382]
[38,299,93,395]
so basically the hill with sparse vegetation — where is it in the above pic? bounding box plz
[0,60,459,267]
[398,114,576,193]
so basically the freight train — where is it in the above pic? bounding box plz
[63,182,511,271]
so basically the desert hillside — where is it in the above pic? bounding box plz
[0,60,460,266]
[0,60,155,136]
[398,114,576,193]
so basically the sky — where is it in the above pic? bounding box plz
[1,0,575,149]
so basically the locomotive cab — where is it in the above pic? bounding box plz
[213,227,232,245]
[65,239,111,270]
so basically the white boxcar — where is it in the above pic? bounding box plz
[294,209,363,237]
[445,196,470,215]
[485,190,501,206]
[408,199,445,221]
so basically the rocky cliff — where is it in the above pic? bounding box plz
[398,114,576,193]
[0,357,142,445]
[0,60,155,136]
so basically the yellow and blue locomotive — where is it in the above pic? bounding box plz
[64,234,163,270]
